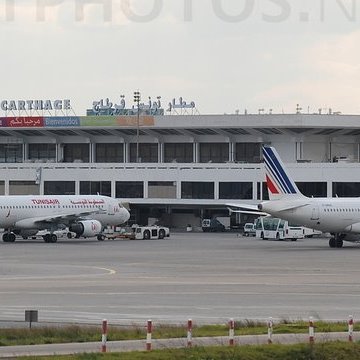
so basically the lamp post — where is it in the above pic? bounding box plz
[133,91,141,163]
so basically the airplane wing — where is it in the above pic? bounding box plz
[15,209,105,229]
[226,201,311,216]
[226,203,269,216]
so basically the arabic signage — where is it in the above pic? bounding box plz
[0,115,155,128]
[5,117,44,127]
[88,96,164,116]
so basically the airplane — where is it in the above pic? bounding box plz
[229,146,360,248]
[0,194,130,243]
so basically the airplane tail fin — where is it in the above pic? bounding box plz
[262,146,305,201]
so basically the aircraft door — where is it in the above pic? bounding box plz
[107,203,115,215]
[311,206,319,220]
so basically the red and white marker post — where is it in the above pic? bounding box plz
[229,318,235,346]
[146,319,152,351]
[187,319,193,347]
[348,315,354,342]
[267,317,273,344]
[309,317,315,344]
[101,319,108,353]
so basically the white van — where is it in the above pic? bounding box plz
[243,223,256,236]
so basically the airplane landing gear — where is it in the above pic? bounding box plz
[43,233,58,243]
[2,232,15,242]
[329,234,344,248]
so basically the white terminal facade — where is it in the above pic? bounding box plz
[0,112,360,228]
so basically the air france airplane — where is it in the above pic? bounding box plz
[231,146,360,248]
[0,195,130,243]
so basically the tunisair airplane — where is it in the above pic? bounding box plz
[0,194,130,243]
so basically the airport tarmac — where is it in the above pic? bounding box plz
[0,233,359,326]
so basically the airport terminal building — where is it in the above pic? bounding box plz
[0,98,360,228]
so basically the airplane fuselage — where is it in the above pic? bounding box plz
[0,195,129,230]
[261,197,360,234]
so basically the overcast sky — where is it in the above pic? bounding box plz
[2,0,360,115]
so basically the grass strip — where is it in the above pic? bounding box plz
[0,319,358,346]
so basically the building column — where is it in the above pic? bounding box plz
[23,143,28,162]
[111,180,116,198]
[158,142,163,163]
[144,180,148,199]
[214,181,219,200]
[57,144,64,162]
[327,180,332,197]
[194,142,199,163]
[125,143,130,163]
[75,181,80,195]
[91,143,96,163]
[253,181,257,200]
[177,181,182,199]
[295,142,302,161]
[4,180,9,195]
[39,179,44,195]
[229,142,235,162]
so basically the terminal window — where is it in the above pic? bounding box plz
[63,144,89,163]
[0,144,23,163]
[80,181,111,197]
[235,143,261,163]
[148,181,176,199]
[200,143,229,163]
[44,181,75,195]
[9,181,39,195]
[129,143,158,163]
[332,182,360,197]
[116,181,144,198]
[164,143,193,163]
[181,182,214,199]
[297,182,327,197]
[28,144,56,161]
[219,182,252,199]
[95,144,124,163]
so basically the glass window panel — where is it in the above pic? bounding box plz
[332,182,360,197]
[95,144,124,163]
[181,182,214,199]
[116,181,144,198]
[130,143,158,163]
[164,143,193,163]
[28,144,56,160]
[219,182,252,199]
[44,181,75,195]
[63,144,89,162]
[235,143,261,163]
[200,143,229,163]
[80,181,111,197]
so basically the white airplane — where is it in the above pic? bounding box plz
[230,146,360,248]
[0,195,130,243]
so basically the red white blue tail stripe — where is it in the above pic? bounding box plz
[262,146,300,197]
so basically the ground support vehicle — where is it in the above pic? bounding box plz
[243,223,256,236]
[202,218,226,232]
[134,226,170,240]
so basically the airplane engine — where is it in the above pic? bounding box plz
[69,220,102,237]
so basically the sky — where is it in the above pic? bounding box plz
[1,0,360,116]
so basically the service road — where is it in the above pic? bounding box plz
[0,233,359,325]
